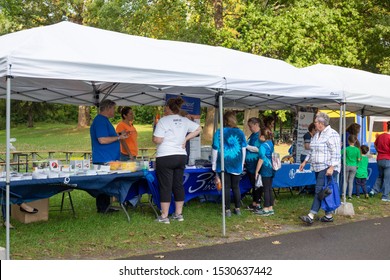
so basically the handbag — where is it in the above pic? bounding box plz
[321,176,341,212]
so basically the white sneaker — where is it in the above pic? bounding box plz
[171,213,184,222]
[3,221,15,229]
[155,216,170,224]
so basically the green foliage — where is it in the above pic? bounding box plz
[223,0,362,67]
[0,100,79,129]
[84,0,200,42]
[1,0,388,72]
[131,105,156,125]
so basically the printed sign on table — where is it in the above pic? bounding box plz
[296,111,314,163]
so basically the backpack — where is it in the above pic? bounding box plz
[265,142,281,171]
[271,152,281,171]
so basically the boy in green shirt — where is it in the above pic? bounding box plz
[341,135,361,199]
[356,145,369,198]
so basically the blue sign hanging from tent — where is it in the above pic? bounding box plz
[165,94,201,115]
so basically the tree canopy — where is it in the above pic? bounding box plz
[0,0,388,126]
[1,0,388,72]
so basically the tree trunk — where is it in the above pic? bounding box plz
[27,105,34,128]
[243,109,259,137]
[77,105,90,128]
[25,102,34,128]
[212,0,224,29]
[202,107,216,145]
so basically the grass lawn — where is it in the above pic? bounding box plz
[1,122,390,259]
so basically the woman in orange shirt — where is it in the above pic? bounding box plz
[116,107,138,161]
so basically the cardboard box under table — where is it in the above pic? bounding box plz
[11,198,49,224]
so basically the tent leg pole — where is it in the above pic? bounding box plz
[218,92,226,236]
[6,73,12,260]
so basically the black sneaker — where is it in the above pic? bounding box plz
[299,215,313,225]
[98,207,120,214]
[320,216,334,222]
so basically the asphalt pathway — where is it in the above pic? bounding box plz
[127,217,390,260]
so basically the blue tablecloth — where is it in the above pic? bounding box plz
[279,162,378,193]
[146,168,252,208]
[0,170,148,204]
[273,164,315,188]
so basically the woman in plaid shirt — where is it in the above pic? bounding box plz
[298,112,341,225]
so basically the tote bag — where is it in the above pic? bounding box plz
[321,176,341,212]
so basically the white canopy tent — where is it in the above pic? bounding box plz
[1,22,347,258]
[301,64,390,116]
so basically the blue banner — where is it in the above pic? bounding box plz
[147,168,252,214]
[165,94,201,115]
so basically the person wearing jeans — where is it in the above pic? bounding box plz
[370,159,390,201]
[299,112,341,225]
[369,121,390,202]
[309,169,339,217]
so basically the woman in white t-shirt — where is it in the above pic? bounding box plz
[152,97,201,224]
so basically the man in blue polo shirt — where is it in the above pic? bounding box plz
[90,99,128,213]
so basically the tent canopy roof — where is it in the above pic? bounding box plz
[301,64,390,116]
[1,21,343,109]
